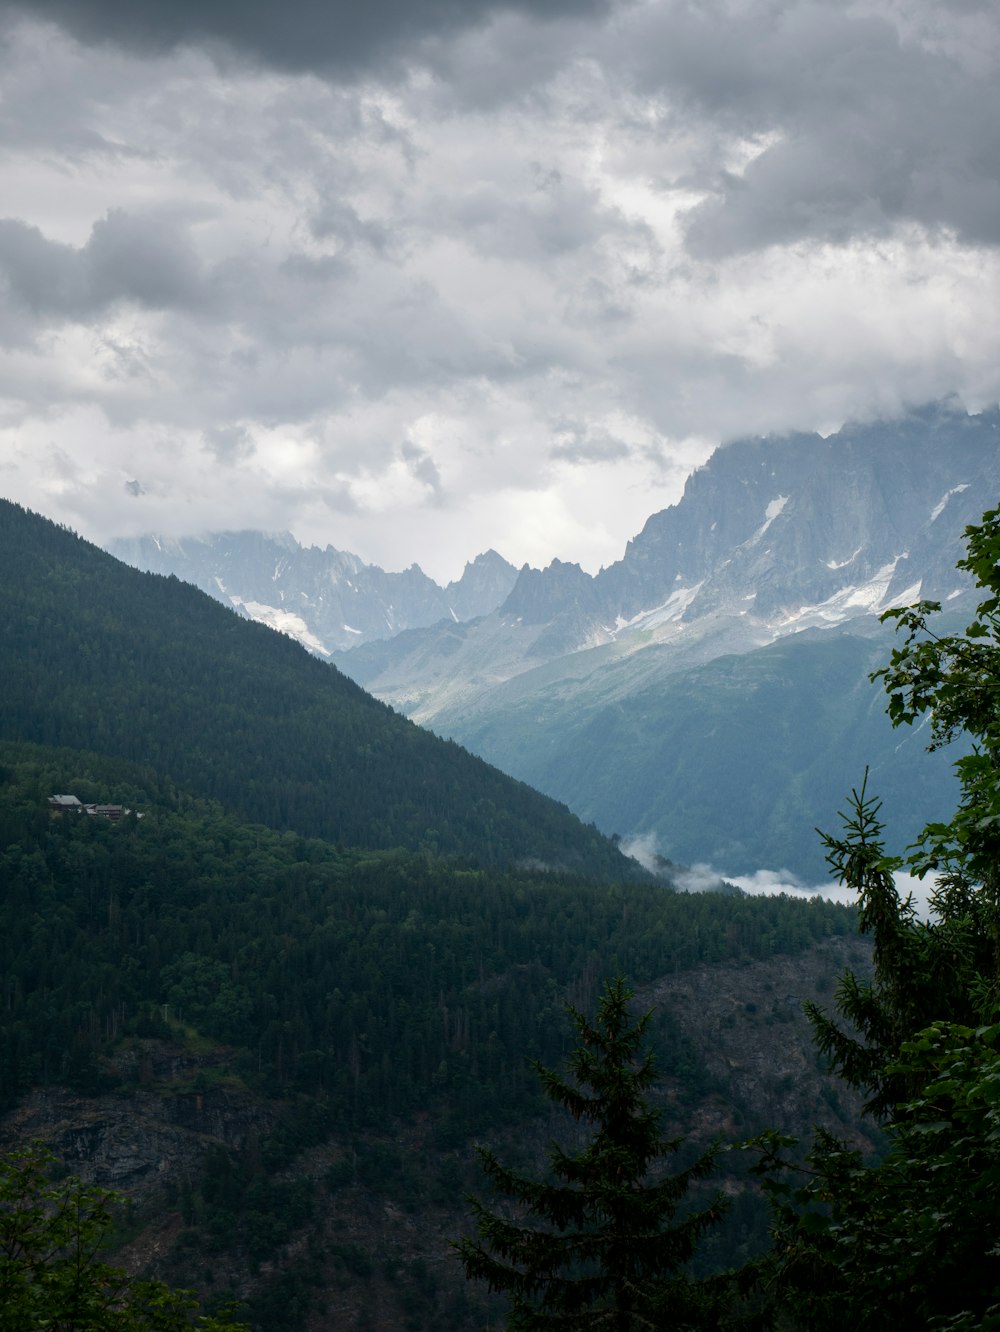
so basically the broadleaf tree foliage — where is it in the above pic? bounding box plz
[0,1144,246,1332]
[752,504,1000,1330]
[455,977,728,1330]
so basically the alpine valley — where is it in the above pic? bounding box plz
[1,494,872,1330]
[114,402,1000,879]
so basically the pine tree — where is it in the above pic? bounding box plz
[454,977,727,1330]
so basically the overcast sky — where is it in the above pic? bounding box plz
[0,0,997,581]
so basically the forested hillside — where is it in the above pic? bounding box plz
[0,742,851,1119]
[0,741,859,1328]
[0,500,633,879]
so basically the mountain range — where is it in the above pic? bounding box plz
[108,402,1000,878]
[109,531,519,656]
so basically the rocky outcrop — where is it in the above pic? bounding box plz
[647,934,874,1148]
[0,1041,274,1204]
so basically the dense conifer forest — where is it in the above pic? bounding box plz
[0,738,857,1328]
[0,500,634,878]
[0,741,851,1125]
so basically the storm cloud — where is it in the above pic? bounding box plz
[0,0,609,75]
[0,211,201,329]
[0,0,996,580]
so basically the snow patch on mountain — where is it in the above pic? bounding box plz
[611,583,703,637]
[231,598,332,656]
[931,484,969,522]
[776,556,910,631]
[750,495,789,543]
[884,580,923,610]
[825,547,862,570]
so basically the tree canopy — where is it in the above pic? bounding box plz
[456,978,728,1330]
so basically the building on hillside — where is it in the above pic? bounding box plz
[48,794,85,812]
[48,794,136,821]
[89,803,126,822]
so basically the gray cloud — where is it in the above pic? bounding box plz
[0,220,90,320]
[0,210,202,337]
[400,439,443,497]
[202,425,256,465]
[310,199,392,253]
[88,210,203,308]
[609,0,1000,254]
[1,0,609,76]
[0,1,998,582]
[549,423,631,464]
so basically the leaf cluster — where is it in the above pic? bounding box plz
[753,503,1000,1328]
[0,1144,246,1331]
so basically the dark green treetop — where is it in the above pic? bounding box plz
[455,977,728,1330]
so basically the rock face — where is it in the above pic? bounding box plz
[107,531,519,656]
[326,404,998,877]
[337,404,1000,707]
[595,403,997,627]
[0,1043,274,1205]
[646,934,874,1148]
[445,550,522,622]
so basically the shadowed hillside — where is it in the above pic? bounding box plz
[0,499,636,878]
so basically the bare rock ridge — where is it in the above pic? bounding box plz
[108,532,519,655]
[492,401,1000,654]
[330,402,1000,720]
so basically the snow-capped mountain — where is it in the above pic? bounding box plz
[335,403,1000,719]
[106,531,519,655]
[108,403,1000,877]
[329,403,999,877]
[591,403,991,633]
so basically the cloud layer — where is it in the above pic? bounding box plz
[0,0,997,578]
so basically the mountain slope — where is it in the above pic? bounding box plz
[443,626,963,877]
[0,500,637,878]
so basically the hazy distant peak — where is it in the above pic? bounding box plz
[463,549,514,570]
[106,527,519,653]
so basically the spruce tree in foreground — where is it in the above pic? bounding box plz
[455,977,727,1330]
